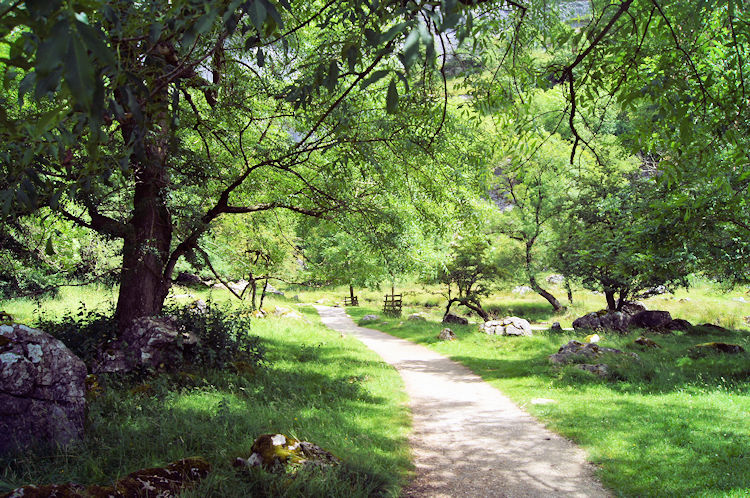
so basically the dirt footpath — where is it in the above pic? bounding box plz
[315,306,610,498]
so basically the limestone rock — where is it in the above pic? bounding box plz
[1,457,211,498]
[688,342,746,357]
[360,314,379,323]
[637,285,667,299]
[442,313,468,325]
[572,311,629,333]
[407,313,427,322]
[549,340,639,364]
[620,301,647,316]
[661,318,692,332]
[175,272,207,287]
[512,285,533,295]
[189,299,208,314]
[479,317,532,337]
[0,324,87,453]
[93,317,197,374]
[437,328,456,341]
[629,310,672,330]
[265,283,285,296]
[697,323,731,334]
[576,363,610,377]
[550,322,563,332]
[546,274,564,284]
[237,434,340,472]
[584,334,601,343]
[228,279,250,294]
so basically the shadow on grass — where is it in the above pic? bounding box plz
[0,332,410,497]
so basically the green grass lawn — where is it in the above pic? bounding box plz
[2,281,749,496]
[0,294,412,497]
[345,305,750,497]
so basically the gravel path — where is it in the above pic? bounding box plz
[314,306,610,498]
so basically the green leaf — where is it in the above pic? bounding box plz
[380,22,409,44]
[194,10,216,35]
[248,0,267,32]
[75,21,115,67]
[263,0,284,29]
[402,28,420,67]
[64,35,95,110]
[45,237,55,256]
[36,20,68,76]
[360,70,389,90]
[325,60,338,91]
[149,22,163,44]
[386,78,398,114]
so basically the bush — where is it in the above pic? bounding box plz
[165,302,265,370]
[38,302,265,371]
[36,304,119,364]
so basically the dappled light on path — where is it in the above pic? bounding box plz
[316,306,610,498]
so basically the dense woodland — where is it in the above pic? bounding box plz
[1,0,749,320]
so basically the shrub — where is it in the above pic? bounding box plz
[164,302,265,370]
[38,302,265,371]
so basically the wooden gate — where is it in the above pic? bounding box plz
[344,296,359,306]
[382,294,402,316]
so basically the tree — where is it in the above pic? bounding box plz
[552,171,695,310]
[0,0,492,331]
[491,133,574,311]
[430,225,521,321]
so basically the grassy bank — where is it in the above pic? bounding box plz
[0,294,412,497]
[346,305,750,497]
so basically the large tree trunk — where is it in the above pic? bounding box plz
[114,78,173,332]
[115,169,172,331]
[349,284,355,301]
[460,299,490,321]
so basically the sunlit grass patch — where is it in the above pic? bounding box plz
[351,303,750,497]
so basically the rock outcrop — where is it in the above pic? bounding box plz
[93,317,197,374]
[572,311,629,333]
[688,342,746,357]
[628,310,672,330]
[1,457,211,497]
[442,313,468,325]
[437,328,456,341]
[549,340,639,364]
[479,317,532,337]
[0,324,87,453]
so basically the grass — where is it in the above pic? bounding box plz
[2,279,749,496]
[286,277,750,330]
[345,303,750,497]
[0,291,412,497]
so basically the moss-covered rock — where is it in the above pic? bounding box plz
[634,336,661,348]
[688,342,746,357]
[1,457,210,498]
[237,434,340,472]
